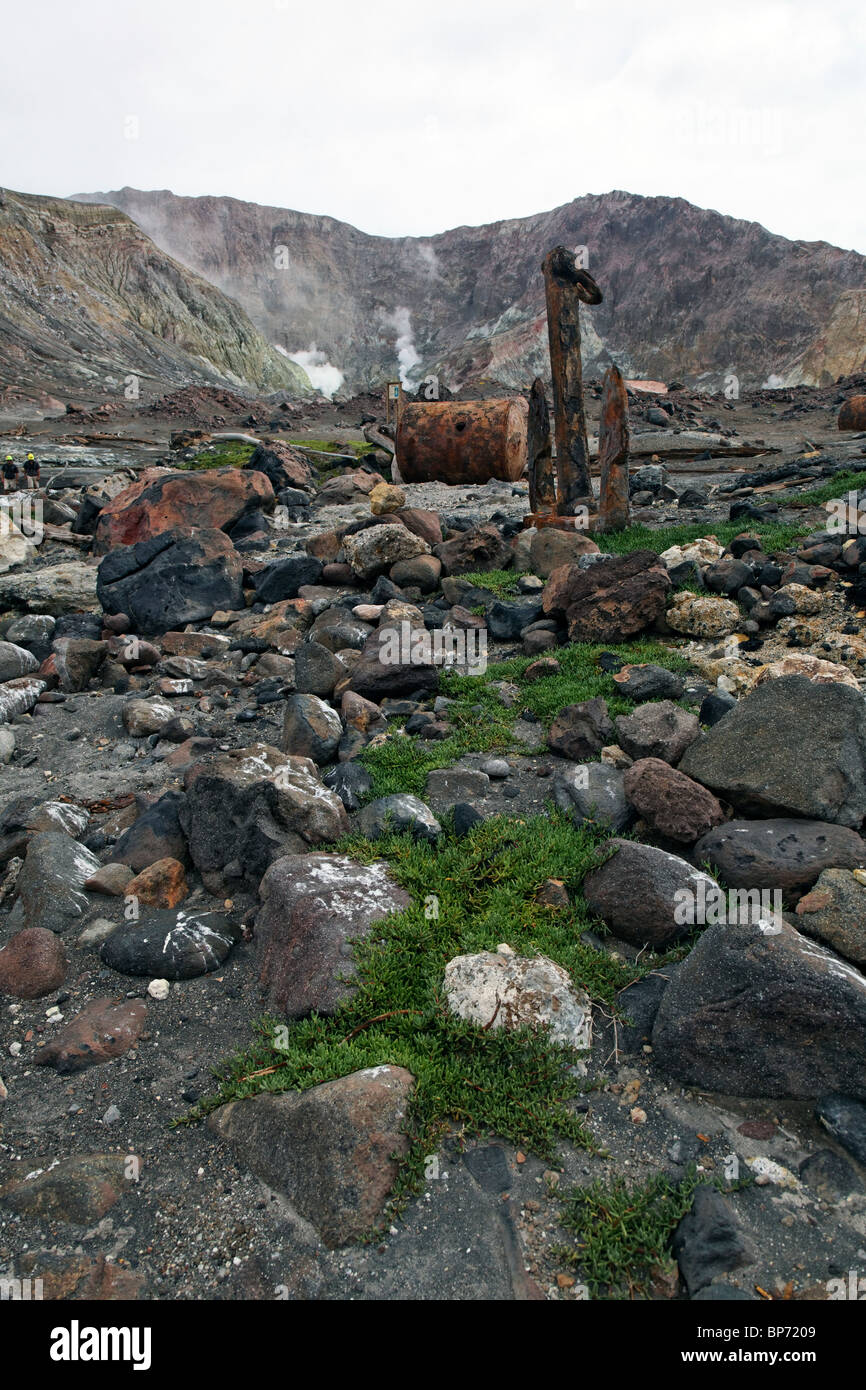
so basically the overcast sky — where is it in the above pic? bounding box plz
[2,0,864,253]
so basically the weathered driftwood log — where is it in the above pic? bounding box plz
[596,364,630,532]
[395,398,528,484]
[541,247,603,516]
[527,378,556,515]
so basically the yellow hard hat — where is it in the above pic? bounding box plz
[26,453,35,461]
[4,455,12,462]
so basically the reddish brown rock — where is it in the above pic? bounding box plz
[125,857,188,909]
[0,928,67,999]
[17,1252,146,1301]
[394,507,443,547]
[838,395,866,431]
[0,1154,132,1224]
[434,523,512,576]
[306,530,343,563]
[208,1065,415,1246]
[623,758,725,843]
[93,467,274,554]
[542,550,670,642]
[34,997,147,1073]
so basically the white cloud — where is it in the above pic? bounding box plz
[0,0,864,252]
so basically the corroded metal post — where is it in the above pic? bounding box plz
[541,247,603,516]
[527,377,556,515]
[596,364,630,532]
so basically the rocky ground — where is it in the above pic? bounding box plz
[2,383,866,1303]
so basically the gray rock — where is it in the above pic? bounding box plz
[0,727,14,764]
[357,794,441,842]
[294,641,342,697]
[425,767,491,804]
[611,663,685,703]
[653,914,866,1099]
[256,854,410,1017]
[443,944,592,1049]
[282,692,343,764]
[614,700,700,764]
[552,762,633,831]
[323,761,373,812]
[0,641,39,683]
[790,869,866,966]
[344,524,429,582]
[815,1094,866,1166]
[14,832,100,934]
[679,675,866,827]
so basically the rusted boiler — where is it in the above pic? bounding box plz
[395,398,528,484]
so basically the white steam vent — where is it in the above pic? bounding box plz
[276,343,344,398]
[383,307,422,390]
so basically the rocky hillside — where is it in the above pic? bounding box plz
[73,187,866,395]
[0,189,312,407]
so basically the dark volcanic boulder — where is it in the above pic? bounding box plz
[179,743,348,890]
[253,554,323,603]
[652,915,866,1100]
[101,907,239,980]
[582,838,718,947]
[542,550,671,643]
[256,854,410,1017]
[97,529,244,635]
[347,626,439,701]
[244,440,314,491]
[679,676,866,828]
[693,818,866,892]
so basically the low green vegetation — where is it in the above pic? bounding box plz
[181,812,673,1229]
[459,568,524,597]
[786,468,866,509]
[554,1169,709,1299]
[598,516,810,557]
[359,640,690,799]
[174,440,256,470]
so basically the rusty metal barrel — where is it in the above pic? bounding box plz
[395,398,528,484]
